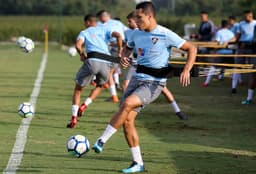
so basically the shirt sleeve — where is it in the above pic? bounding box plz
[77,31,85,42]
[215,31,221,42]
[127,31,135,49]
[165,29,186,48]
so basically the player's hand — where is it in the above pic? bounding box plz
[180,70,190,87]
[120,56,130,69]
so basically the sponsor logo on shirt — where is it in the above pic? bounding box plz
[151,37,159,44]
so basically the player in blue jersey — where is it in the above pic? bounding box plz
[232,10,256,95]
[66,14,122,128]
[96,10,127,103]
[228,16,240,35]
[239,10,256,104]
[201,20,236,87]
[123,11,188,120]
[92,2,197,173]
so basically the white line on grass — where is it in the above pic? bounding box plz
[3,53,48,174]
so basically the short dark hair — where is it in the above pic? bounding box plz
[200,11,208,15]
[96,10,108,17]
[84,14,96,22]
[127,11,136,19]
[136,1,156,17]
[221,19,228,28]
[229,15,236,20]
[244,10,253,14]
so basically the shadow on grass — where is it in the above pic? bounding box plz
[171,150,256,174]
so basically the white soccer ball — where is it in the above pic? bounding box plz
[20,38,35,53]
[67,135,90,158]
[18,102,34,118]
[68,47,77,57]
[16,36,26,46]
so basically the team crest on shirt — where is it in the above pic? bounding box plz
[138,48,145,56]
[151,37,159,44]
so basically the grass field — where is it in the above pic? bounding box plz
[0,44,256,174]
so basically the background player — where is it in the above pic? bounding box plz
[67,14,122,128]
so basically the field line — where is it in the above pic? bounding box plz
[3,53,48,174]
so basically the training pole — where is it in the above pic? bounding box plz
[44,24,48,54]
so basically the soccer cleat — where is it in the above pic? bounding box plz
[92,139,104,153]
[231,88,237,94]
[121,161,145,173]
[241,99,252,105]
[77,103,87,117]
[176,112,188,120]
[66,116,77,128]
[201,83,208,87]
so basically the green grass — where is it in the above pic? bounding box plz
[0,44,256,174]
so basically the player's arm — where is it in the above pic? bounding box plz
[111,31,123,57]
[179,41,197,87]
[120,46,133,69]
[75,38,86,61]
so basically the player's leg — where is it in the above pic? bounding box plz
[92,94,142,153]
[122,65,136,93]
[122,111,145,173]
[242,59,256,105]
[78,61,111,117]
[92,79,163,151]
[108,65,119,103]
[114,67,122,90]
[201,66,216,87]
[162,86,188,120]
[77,86,103,117]
[67,61,94,128]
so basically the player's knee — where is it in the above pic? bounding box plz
[123,118,134,132]
[121,100,134,112]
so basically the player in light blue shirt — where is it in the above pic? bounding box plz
[232,10,256,95]
[92,2,197,173]
[228,16,240,35]
[96,10,127,102]
[237,10,256,105]
[67,14,122,128]
[202,20,236,87]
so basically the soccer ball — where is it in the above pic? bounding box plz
[16,36,26,46]
[67,135,90,157]
[68,47,77,57]
[19,38,35,53]
[18,102,34,118]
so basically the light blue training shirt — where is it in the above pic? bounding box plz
[77,26,112,63]
[97,19,127,43]
[238,20,256,42]
[229,22,239,34]
[215,28,234,54]
[127,25,186,82]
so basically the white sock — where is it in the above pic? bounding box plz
[98,124,117,143]
[247,89,254,101]
[204,66,215,84]
[238,74,242,83]
[72,105,79,117]
[232,73,240,89]
[171,101,181,113]
[130,146,143,166]
[84,97,92,106]
[113,72,120,85]
[110,84,117,96]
